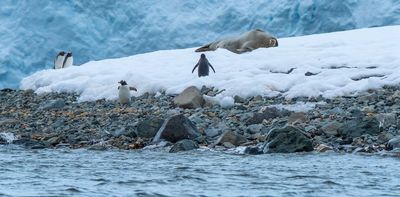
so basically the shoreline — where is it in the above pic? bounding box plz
[0,87,399,155]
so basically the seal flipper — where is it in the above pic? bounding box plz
[192,62,199,73]
[208,63,216,73]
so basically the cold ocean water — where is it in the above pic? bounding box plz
[0,146,399,197]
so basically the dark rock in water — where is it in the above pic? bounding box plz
[338,116,380,138]
[136,117,164,138]
[173,86,204,109]
[246,107,280,125]
[153,114,201,143]
[263,126,313,153]
[244,146,262,155]
[14,138,48,149]
[387,136,400,150]
[216,131,247,146]
[169,139,199,153]
[40,99,65,110]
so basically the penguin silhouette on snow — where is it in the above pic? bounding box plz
[192,54,216,77]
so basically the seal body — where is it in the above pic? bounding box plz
[54,51,66,69]
[62,52,73,68]
[192,54,216,77]
[195,29,278,54]
[118,80,131,104]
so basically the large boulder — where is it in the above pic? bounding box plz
[387,136,400,150]
[246,107,280,125]
[216,131,247,146]
[338,116,380,138]
[320,121,343,136]
[263,126,313,153]
[136,117,164,138]
[153,114,201,143]
[169,139,199,153]
[173,86,204,109]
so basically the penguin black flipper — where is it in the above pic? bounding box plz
[192,62,199,73]
[208,63,216,73]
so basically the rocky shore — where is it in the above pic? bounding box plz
[1,86,400,155]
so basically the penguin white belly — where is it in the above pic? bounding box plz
[119,86,131,104]
[63,56,73,68]
[54,56,65,69]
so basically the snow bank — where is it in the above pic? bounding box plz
[21,26,400,102]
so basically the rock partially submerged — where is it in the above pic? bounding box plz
[216,131,247,146]
[263,126,313,153]
[169,139,199,153]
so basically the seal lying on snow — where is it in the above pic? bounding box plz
[195,29,278,54]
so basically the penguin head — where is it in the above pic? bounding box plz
[66,52,73,57]
[58,51,66,56]
[200,54,206,58]
[118,80,128,86]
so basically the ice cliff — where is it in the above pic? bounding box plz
[1,0,400,88]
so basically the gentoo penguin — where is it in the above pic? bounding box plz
[118,80,137,104]
[54,51,66,69]
[62,52,73,68]
[192,54,216,77]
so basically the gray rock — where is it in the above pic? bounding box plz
[169,139,199,153]
[112,128,136,138]
[244,146,262,155]
[246,107,280,125]
[217,131,247,146]
[222,142,235,148]
[234,95,246,103]
[205,128,220,138]
[288,112,308,124]
[338,116,380,137]
[40,99,65,110]
[321,121,343,136]
[246,124,264,134]
[375,113,396,129]
[263,126,313,153]
[173,86,204,109]
[136,117,164,138]
[153,114,201,143]
[387,136,400,150]
[0,119,19,127]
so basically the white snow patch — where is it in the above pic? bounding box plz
[21,26,400,103]
[0,132,16,143]
[271,101,327,112]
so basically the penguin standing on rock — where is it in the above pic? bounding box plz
[192,54,216,77]
[62,52,73,68]
[118,80,137,104]
[54,51,66,69]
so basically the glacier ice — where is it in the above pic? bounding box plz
[1,0,400,89]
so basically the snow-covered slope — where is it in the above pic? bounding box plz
[2,0,400,89]
[21,26,400,105]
